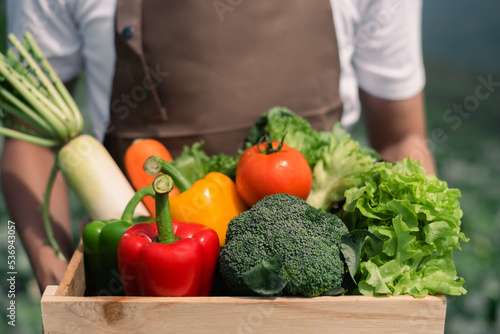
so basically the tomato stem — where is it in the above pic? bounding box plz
[257,132,287,154]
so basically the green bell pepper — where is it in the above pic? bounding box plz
[82,187,155,295]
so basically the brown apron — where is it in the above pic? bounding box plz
[104,0,343,170]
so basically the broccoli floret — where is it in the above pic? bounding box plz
[219,193,349,297]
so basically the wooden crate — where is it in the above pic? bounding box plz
[41,242,447,334]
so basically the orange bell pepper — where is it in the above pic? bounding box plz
[144,156,248,245]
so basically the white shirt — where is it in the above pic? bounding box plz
[7,0,425,142]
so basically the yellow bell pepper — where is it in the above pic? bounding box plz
[169,172,248,245]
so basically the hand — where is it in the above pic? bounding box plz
[32,243,70,293]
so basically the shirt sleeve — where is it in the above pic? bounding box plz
[6,0,84,82]
[352,0,425,100]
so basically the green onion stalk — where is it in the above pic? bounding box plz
[0,32,149,261]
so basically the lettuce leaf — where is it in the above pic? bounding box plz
[342,158,469,297]
[172,141,240,183]
[306,124,378,211]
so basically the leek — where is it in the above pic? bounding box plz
[0,32,149,261]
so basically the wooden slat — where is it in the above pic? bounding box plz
[55,240,86,297]
[41,294,446,333]
[43,285,58,297]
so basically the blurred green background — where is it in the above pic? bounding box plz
[0,0,499,333]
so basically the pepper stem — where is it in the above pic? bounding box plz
[121,186,155,224]
[153,174,177,245]
[143,155,192,192]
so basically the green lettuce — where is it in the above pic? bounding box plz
[172,141,240,183]
[341,158,469,297]
[306,124,378,211]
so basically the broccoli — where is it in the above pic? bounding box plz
[219,193,349,297]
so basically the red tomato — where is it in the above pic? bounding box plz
[236,140,313,207]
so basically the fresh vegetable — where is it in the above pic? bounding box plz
[83,218,129,295]
[305,124,378,211]
[144,156,248,245]
[57,135,149,220]
[244,106,378,211]
[82,187,154,295]
[0,32,148,260]
[117,174,220,297]
[172,141,240,183]
[341,158,468,297]
[124,138,179,216]
[236,136,313,207]
[219,193,349,297]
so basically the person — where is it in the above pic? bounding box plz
[4,0,436,293]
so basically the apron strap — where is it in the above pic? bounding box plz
[114,0,167,122]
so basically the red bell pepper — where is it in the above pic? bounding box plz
[117,174,220,296]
